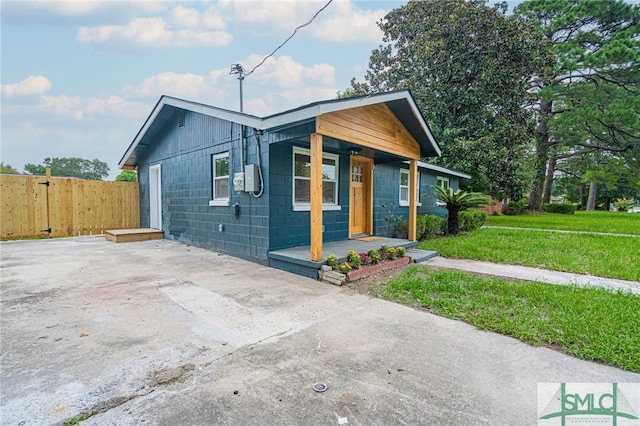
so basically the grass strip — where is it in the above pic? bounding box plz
[374,266,640,372]
[486,211,640,235]
[418,228,640,281]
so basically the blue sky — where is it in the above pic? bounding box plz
[1,0,514,179]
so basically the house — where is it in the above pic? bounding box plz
[118,90,469,277]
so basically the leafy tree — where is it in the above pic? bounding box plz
[115,170,137,182]
[514,0,640,210]
[346,0,551,198]
[24,157,109,180]
[430,185,492,235]
[555,149,639,208]
[0,163,19,174]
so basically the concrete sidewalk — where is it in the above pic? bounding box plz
[1,237,638,425]
[423,256,640,294]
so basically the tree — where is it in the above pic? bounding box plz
[115,170,137,182]
[346,0,551,199]
[430,186,492,235]
[0,163,19,174]
[514,0,640,210]
[24,157,109,180]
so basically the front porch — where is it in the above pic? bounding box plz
[268,236,438,278]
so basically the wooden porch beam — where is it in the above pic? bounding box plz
[408,159,417,241]
[310,133,323,261]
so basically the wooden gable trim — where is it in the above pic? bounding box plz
[316,103,421,160]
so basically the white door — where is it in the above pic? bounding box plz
[149,165,162,230]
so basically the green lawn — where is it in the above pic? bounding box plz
[374,266,640,372]
[486,210,640,235]
[418,227,640,281]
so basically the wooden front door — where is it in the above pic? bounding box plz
[349,157,372,236]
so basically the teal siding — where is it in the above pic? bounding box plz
[137,110,270,264]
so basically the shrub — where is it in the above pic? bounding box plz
[418,215,445,240]
[326,253,338,269]
[543,203,577,215]
[614,199,634,212]
[380,243,389,253]
[359,252,371,266]
[387,247,397,259]
[347,250,361,269]
[396,246,406,257]
[340,262,352,274]
[394,219,408,238]
[504,199,528,216]
[394,215,444,240]
[368,249,381,264]
[458,210,487,232]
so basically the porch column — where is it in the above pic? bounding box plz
[408,159,417,241]
[310,133,323,261]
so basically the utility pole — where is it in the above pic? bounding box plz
[229,64,244,112]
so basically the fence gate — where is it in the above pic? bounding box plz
[0,168,139,240]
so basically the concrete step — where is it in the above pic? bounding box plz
[406,248,438,263]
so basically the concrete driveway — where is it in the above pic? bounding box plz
[1,237,638,425]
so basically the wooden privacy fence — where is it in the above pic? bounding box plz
[1,171,140,240]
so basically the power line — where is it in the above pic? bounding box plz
[230,0,333,78]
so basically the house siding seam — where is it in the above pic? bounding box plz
[137,111,270,264]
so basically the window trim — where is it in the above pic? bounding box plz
[399,168,421,207]
[209,152,230,207]
[292,147,341,211]
[436,176,449,207]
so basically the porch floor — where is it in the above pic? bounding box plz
[268,236,437,278]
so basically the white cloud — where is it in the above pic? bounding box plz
[212,0,385,42]
[245,55,335,88]
[77,4,232,49]
[117,54,337,115]
[1,1,169,26]
[121,72,228,101]
[1,76,52,98]
[310,0,385,42]
[37,95,148,121]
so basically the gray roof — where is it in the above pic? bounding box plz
[119,90,441,169]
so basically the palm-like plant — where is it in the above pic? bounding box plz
[430,186,492,235]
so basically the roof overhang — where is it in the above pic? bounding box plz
[406,160,472,179]
[119,90,441,169]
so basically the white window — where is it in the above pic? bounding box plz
[436,176,449,206]
[292,147,340,211]
[399,169,421,207]
[437,176,449,190]
[209,153,230,206]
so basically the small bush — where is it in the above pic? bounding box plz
[418,215,445,240]
[340,262,352,274]
[394,219,408,238]
[396,246,406,257]
[387,247,397,259]
[380,243,389,253]
[347,250,361,269]
[504,199,528,216]
[459,210,487,232]
[368,249,382,264]
[543,203,577,215]
[394,215,444,240]
[614,199,634,212]
[326,254,338,269]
